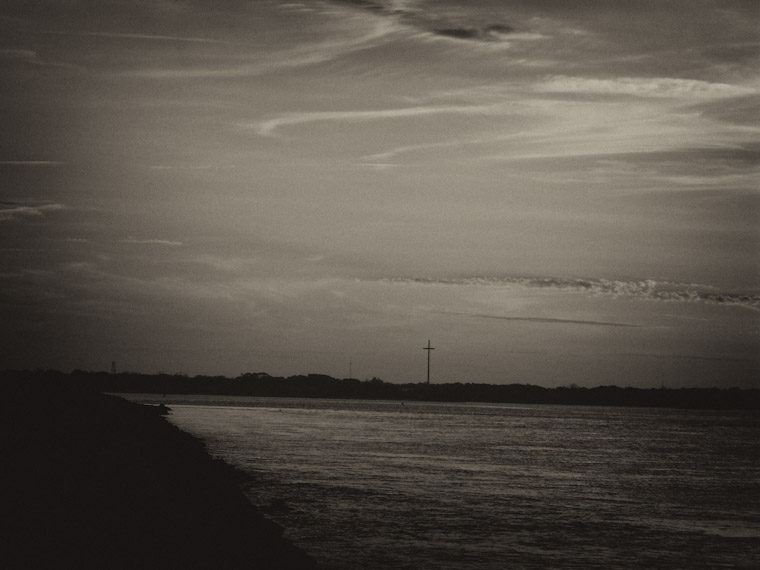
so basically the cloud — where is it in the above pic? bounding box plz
[361,133,518,165]
[327,0,539,45]
[0,161,65,166]
[135,11,402,79]
[46,31,230,44]
[251,103,503,136]
[329,0,390,11]
[610,145,760,172]
[279,3,317,14]
[535,76,759,100]
[695,95,760,126]
[432,24,515,42]
[0,201,65,221]
[425,27,545,46]
[119,238,183,246]
[440,311,642,328]
[149,163,235,171]
[0,49,73,69]
[0,49,39,61]
[386,276,760,311]
[190,255,259,272]
[134,52,325,79]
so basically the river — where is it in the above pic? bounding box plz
[125,395,760,569]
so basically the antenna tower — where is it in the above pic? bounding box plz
[423,340,435,384]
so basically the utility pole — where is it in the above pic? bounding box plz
[111,361,116,375]
[349,358,353,380]
[423,340,435,384]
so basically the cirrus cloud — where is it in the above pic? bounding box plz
[535,75,759,100]
[0,201,65,221]
[119,238,183,246]
[250,103,505,136]
[385,275,760,312]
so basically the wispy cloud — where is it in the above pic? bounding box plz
[439,311,643,328]
[0,201,65,221]
[0,49,39,61]
[366,76,758,166]
[535,75,760,100]
[0,160,65,166]
[429,24,516,42]
[149,163,235,171]
[134,53,319,79]
[386,276,760,311]
[251,103,503,136]
[190,255,259,272]
[361,136,489,165]
[0,48,75,70]
[120,238,183,246]
[135,13,401,79]
[327,0,543,46]
[45,31,230,44]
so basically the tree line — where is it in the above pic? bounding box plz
[4,369,759,410]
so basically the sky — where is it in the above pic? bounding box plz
[1,0,758,387]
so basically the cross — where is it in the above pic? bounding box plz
[423,340,435,384]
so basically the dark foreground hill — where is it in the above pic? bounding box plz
[0,375,320,570]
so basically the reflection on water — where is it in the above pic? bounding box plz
[138,396,758,569]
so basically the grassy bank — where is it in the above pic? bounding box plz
[1,373,320,569]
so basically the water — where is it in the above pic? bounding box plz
[130,396,760,569]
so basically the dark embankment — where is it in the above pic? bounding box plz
[1,373,320,570]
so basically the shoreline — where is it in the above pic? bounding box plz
[59,369,760,410]
[1,373,321,569]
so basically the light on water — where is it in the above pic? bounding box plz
[148,397,759,569]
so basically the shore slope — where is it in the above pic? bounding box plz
[1,374,320,570]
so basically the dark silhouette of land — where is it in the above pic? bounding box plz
[1,372,320,570]
[1,370,758,569]
[7,369,759,409]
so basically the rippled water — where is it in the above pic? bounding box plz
[135,396,759,569]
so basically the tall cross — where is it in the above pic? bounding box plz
[423,340,435,384]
